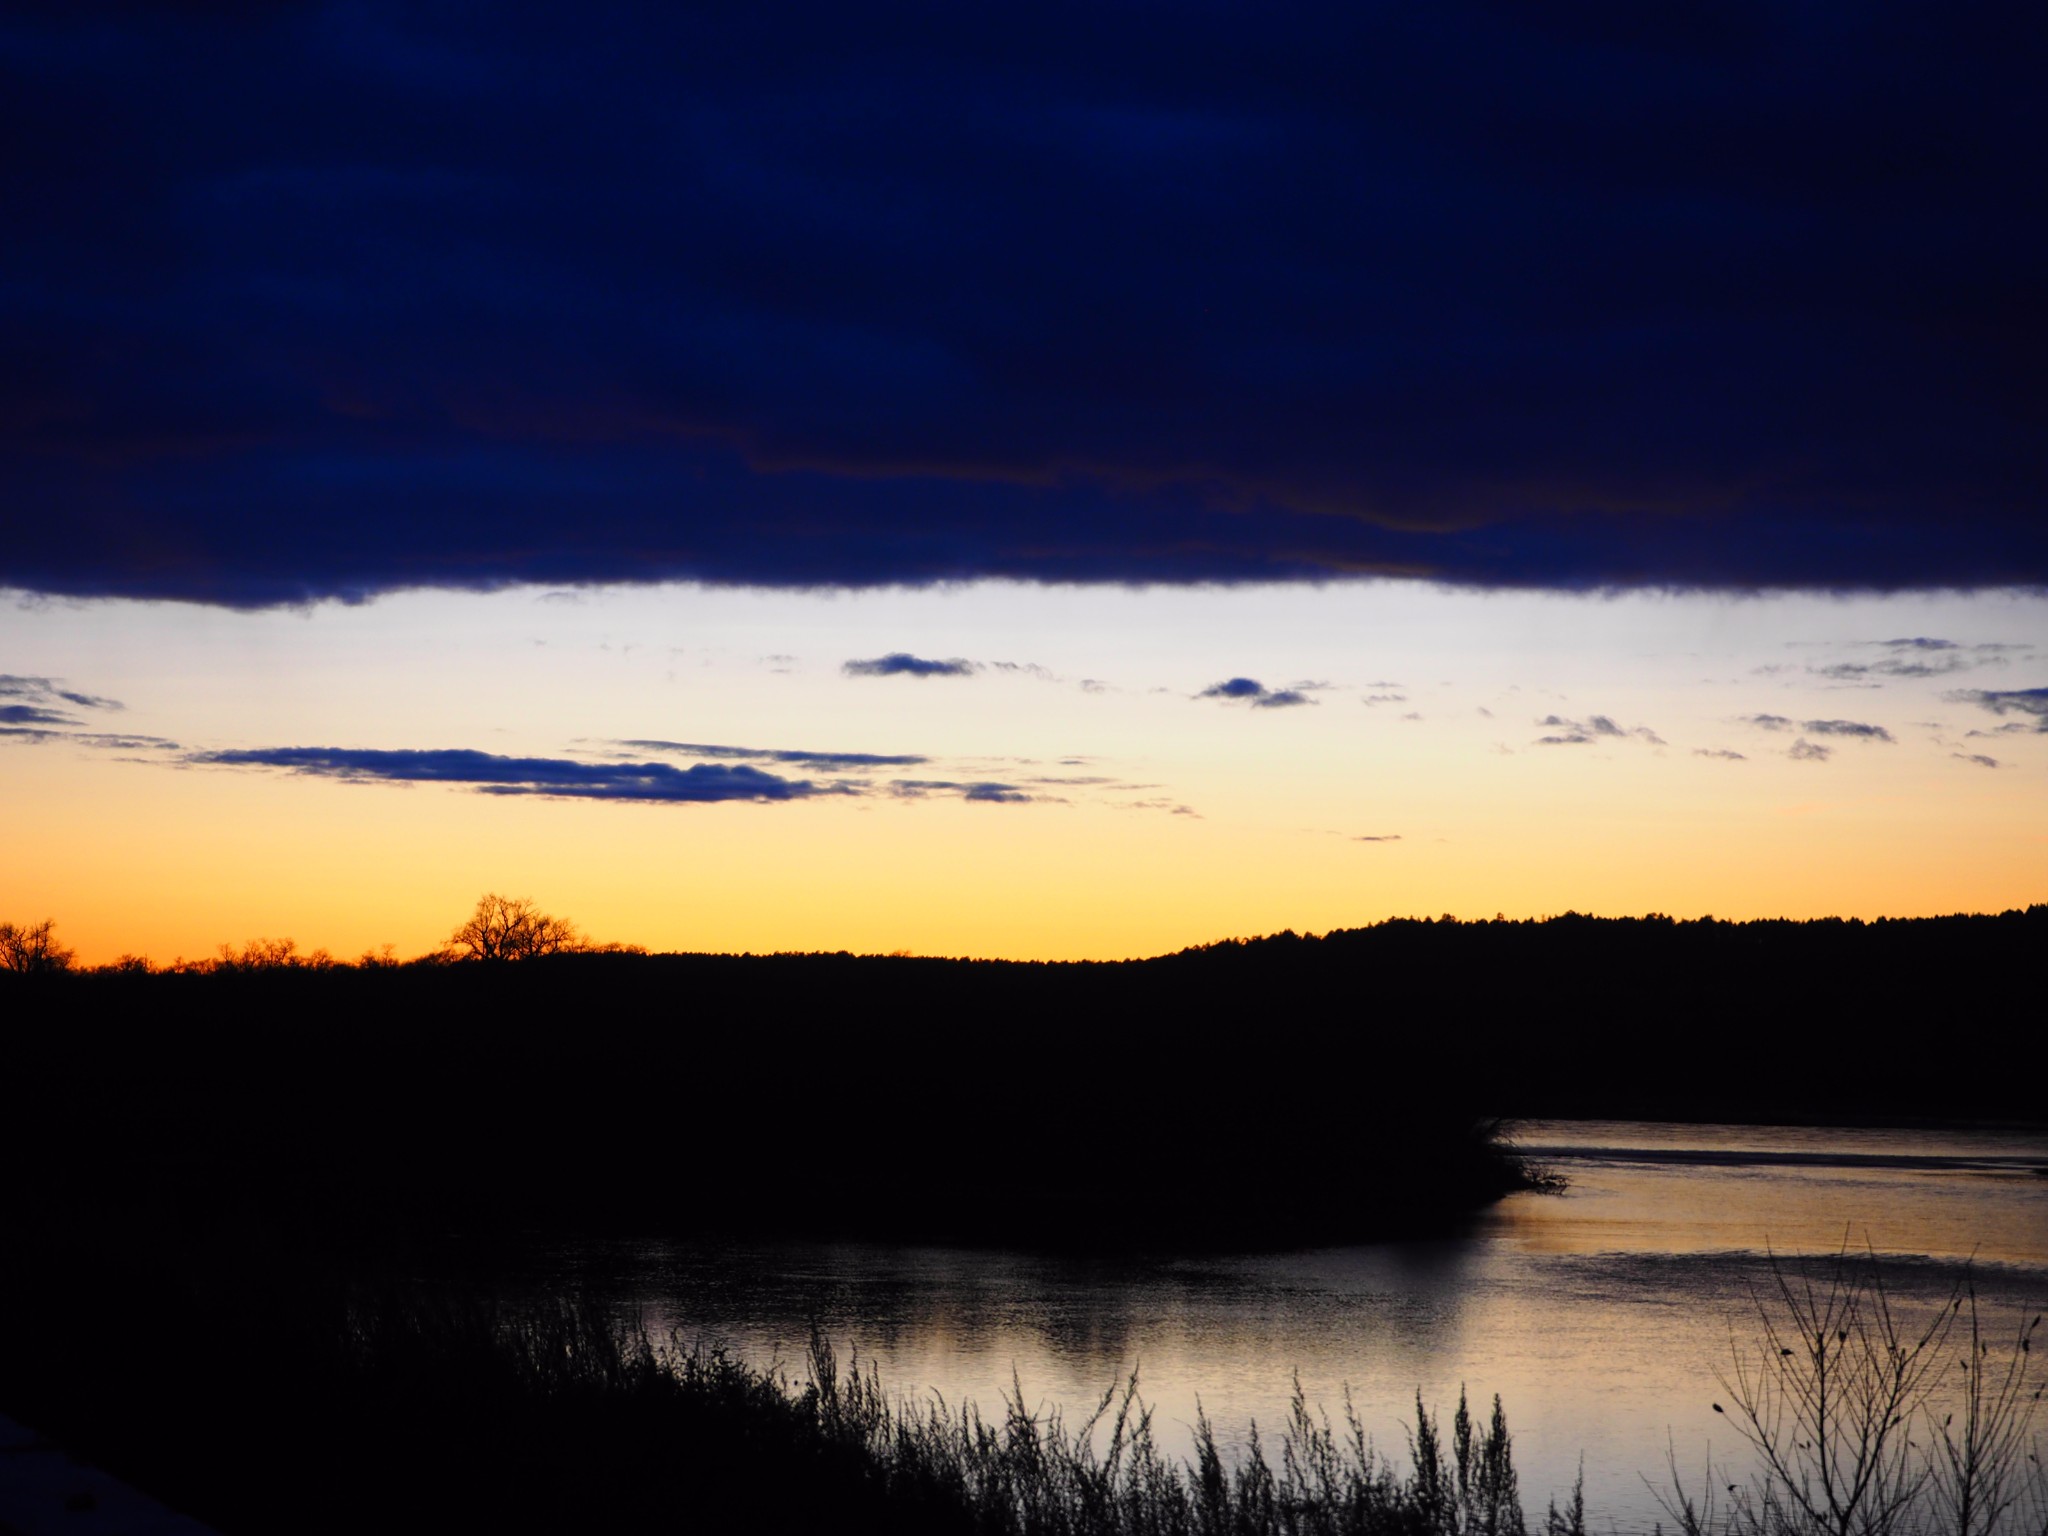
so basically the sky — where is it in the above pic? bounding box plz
[3,2,2043,964]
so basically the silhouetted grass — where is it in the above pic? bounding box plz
[332,1292,1595,1536]
[5,1237,1592,1535]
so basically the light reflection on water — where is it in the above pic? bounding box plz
[553,1121,2048,1532]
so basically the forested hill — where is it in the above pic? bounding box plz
[11,906,2044,1119]
[5,907,2040,1251]
[1159,907,2046,1120]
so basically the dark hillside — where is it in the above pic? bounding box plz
[5,906,2040,1255]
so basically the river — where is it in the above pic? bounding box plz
[527,1119,2048,1531]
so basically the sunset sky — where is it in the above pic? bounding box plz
[4,3,2042,964]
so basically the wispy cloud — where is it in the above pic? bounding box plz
[1803,638,2025,683]
[1532,714,1663,746]
[1812,658,1970,681]
[0,674,164,750]
[1353,834,1402,843]
[615,739,928,769]
[1197,677,1314,709]
[1693,748,1746,762]
[843,653,978,678]
[2,725,175,750]
[1788,738,1832,762]
[1743,714,1893,742]
[887,779,1033,804]
[1951,752,2001,769]
[0,675,122,712]
[1945,686,2048,733]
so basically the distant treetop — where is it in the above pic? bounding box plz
[449,893,582,962]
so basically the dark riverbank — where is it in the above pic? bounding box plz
[7,906,2044,1250]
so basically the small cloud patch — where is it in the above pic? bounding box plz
[1694,748,1746,761]
[1533,713,1662,746]
[1801,719,1895,742]
[843,653,978,678]
[1788,738,1832,762]
[1951,752,2001,769]
[1197,677,1314,709]
[1744,713,1893,742]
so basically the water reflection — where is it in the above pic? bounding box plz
[535,1121,2047,1533]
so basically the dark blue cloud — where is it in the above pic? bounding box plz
[1198,678,1314,709]
[189,746,824,802]
[1200,678,1268,701]
[616,739,929,769]
[0,704,76,728]
[842,654,978,678]
[2,3,2041,605]
[1947,686,2048,732]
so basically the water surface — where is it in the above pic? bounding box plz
[536,1120,2048,1531]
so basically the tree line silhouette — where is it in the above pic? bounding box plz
[4,894,2040,1253]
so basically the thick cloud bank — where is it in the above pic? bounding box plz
[3,4,2043,605]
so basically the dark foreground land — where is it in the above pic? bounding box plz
[3,908,2042,1532]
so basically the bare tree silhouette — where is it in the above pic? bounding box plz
[449,893,581,962]
[0,918,74,974]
